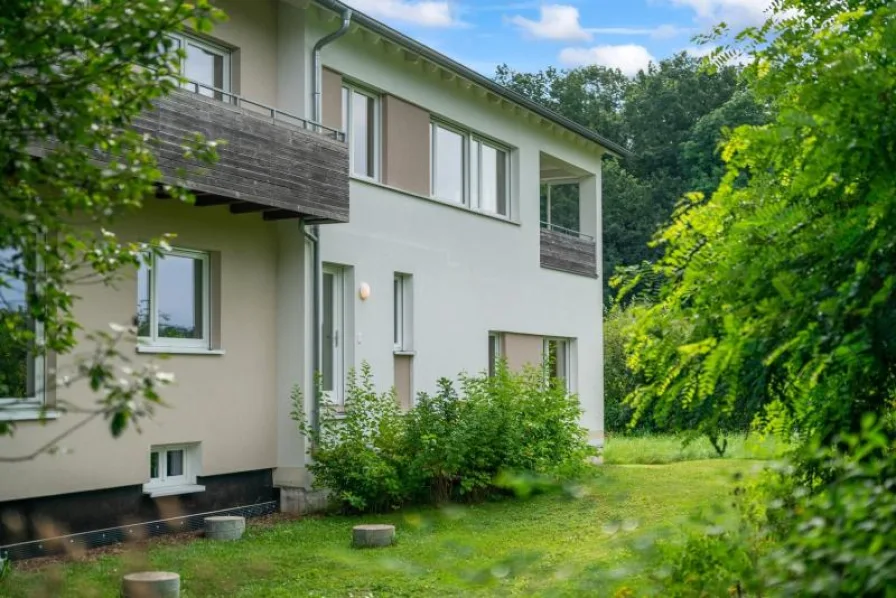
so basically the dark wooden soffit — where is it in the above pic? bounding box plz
[135,90,350,224]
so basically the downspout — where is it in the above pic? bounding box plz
[309,6,352,437]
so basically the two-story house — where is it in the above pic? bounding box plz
[0,0,623,556]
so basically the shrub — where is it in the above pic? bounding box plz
[293,361,594,512]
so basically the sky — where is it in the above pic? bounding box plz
[341,0,773,77]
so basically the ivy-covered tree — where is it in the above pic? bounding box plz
[621,0,896,446]
[0,0,220,454]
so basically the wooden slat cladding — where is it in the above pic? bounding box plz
[540,229,598,278]
[133,90,350,223]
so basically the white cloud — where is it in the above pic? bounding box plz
[345,0,461,27]
[510,4,591,41]
[559,44,655,76]
[667,0,772,28]
[684,44,718,58]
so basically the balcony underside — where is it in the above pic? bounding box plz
[540,229,598,278]
[134,90,349,224]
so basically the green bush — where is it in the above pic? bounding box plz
[293,361,594,512]
[629,419,896,597]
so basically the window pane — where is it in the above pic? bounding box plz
[156,253,204,340]
[166,449,185,477]
[480,144,508,216]
[136,261,151,337]
[150,451,160,479]
[488,334,497,378]
[393,277,401,347]
[0,248,35,400]
[433,126,465,203]
[185,42,226,96]
[352,91,375,178]
[321,273,334,392]
[470,140,480,209]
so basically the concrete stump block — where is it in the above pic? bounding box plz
[352,524,395,548]
[121,571,180,598]
[204,516,246,541]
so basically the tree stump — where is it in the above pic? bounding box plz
[352,524,395,548]
[121,571,180,598]
[204,516,246,541]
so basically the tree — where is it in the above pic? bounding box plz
[0,0,220,453]
[622,0,896,446]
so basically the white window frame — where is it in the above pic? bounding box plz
[471,136,511,218]
[342,83,381,181]
[543,337,571,391]
[144,444,204,497]
[138,247,211,351]
[488,332,504,377]
[322,265,346,406]
[394,274,413,352]
[172,32,232,95]
[0,248,45,412]
[431,120,512,219]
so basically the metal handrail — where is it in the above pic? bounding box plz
[180,79,346,143]
[540,221,595,242]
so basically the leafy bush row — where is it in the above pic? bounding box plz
[293,362,594,513]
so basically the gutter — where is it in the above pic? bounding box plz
[308,7,352,436]
[313,0,630,158]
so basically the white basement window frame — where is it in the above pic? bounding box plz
[137,247,211,351]
[144,444,205,498]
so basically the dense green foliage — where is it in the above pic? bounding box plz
[621,0,896,446]
[293,363,592,513]
[627,421,896,597]
[497,55,764,302]
[0,0,220,439]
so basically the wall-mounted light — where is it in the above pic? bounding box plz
[359,282,371,301]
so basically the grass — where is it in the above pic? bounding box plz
[0,455,766,597]
[602,433,787,465]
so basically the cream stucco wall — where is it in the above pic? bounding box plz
[209,0,279,106]
[0,201,280,501]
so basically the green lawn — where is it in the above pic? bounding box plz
[1,456,763,597]
[602,433,787,465]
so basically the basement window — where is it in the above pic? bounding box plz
[143,444,205,498]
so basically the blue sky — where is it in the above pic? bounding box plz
[343,0,770,76]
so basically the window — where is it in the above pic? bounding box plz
[432,123,466,204]
[540,182,580,235]
[0,248,44,409]
[394,274,412,351]
[342,84,379,179]
[144,444,204,497]
[431,122,511,217]
[322,265,346,405]
[488,333,504,378]
[472,139,509,217]
[137,248,210,350]
[171,33,232,99]
[544,338,570,391]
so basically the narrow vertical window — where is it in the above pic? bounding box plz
[342,84,379,179]
[393,273,412,351]
[488,333,503,377]
[322,266,346,405]
[0,247,44,408]
[474,139,509,217]
[432,123,465,204]
[544,338,570,391]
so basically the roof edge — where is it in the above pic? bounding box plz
[312,0,631,158]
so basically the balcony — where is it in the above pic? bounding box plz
[540,224,597,278]
[133,82,350,223]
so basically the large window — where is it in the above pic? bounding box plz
[137,248,210,350]
[431,122,510,217]
[171,33,232,98]
[342,84,379,179]
[0,248,43,408]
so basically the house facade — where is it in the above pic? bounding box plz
[0,0,617,553]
